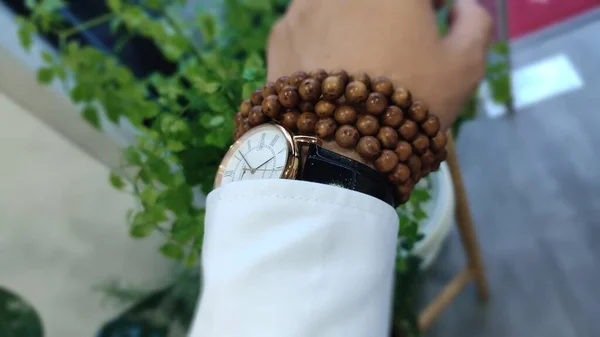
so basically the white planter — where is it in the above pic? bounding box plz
[412,162,455,270]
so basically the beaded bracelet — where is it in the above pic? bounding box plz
[232,69,448,204]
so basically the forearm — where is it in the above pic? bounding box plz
[189,180,399,337]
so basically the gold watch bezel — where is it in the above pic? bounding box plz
[213,123,320,189]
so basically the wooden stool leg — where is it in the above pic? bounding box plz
[445,131,490,300]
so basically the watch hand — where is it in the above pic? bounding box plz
[238,152,254,170]
[249,168,277,172]
[254,156,274,170]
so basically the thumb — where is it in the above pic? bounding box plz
[444,0,493,51]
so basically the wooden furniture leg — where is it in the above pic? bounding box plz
[445,132,489,300]
[418,131,489,331]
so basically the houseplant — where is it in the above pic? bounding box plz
[16,0,511,335]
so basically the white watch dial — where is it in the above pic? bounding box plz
[217,124,290,187]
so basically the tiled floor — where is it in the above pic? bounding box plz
[421,10,600,337]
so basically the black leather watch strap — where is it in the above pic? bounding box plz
[299,143,396,207]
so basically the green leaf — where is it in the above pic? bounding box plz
[70,85,95,102]
[109,172,125,190]
[208,115,225,127]
[171,214,197,243]
[123,147,142,165]
[82,105,101,129]
[184,251,199,267]
[197,81,221,95]
[492,41,509,55]
[410,188,430,203]
[130,222,155,238]
[24,0,37,10]
[198,12,217,44]
[41,50,53,63]
[140,186,160,207]
[37,67,54,84]
[161,183,193,214]
[129,212,156,238]
[242,82,257,100]
[17,18,36,51]
[160,243,184,259]
[107,0,122,11]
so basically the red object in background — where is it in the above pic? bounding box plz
[479,0,599,40]
[508,0,599,39]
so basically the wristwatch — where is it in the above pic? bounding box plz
[214,123,396,206]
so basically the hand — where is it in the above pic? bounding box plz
[267,0,492,162]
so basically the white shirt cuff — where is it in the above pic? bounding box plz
[189,179,399,337]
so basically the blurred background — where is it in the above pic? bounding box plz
[0,0,598,336]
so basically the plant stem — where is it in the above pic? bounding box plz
[58,13,114,38]
[162,11,205,64]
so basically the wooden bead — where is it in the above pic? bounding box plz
[421,149,435,167]
[233,130,242,141]
[397,179,415,203]
[248,106,266,126]
[356,114,380,136]
[240,119,250,133]
[412,133,430,154]
[335,125,360,149]
[422,165,432,177]
[290,71,309,87]
[334,104,358,125]
[398,193,411,205]
[299,78,322,102]
[345,81,369,104]
[309,68,328,82]
[365,92,388,116]
[431,161,441,171]
[430,131,447,152]
[398,119,418,141]
[411,169,422,183]
[240,99,252,117]
[234,111,244,124]
[278,85,300,108]
[407,155,422,173]
[329,69,349,85]
[250,89,263,106]
[391,88,412,109]
[408,100,428,123]
[382,105,404,128]
[394,140,413,162]
[377,126,399,149]
[299,101,314,113]
[261,95,282,119]
[315,100,336,118]
[315,117,337,140]
[371,76,394,97]
[375,149,399,173]
[275,75,291,92]
[296,112,318,134]
[262,82,277,98]
[388,163,411,183]
[357,136,382,161]
[322,76,345,100]
[281,110,299,131]
[434,148,448,163]
[422,115,441,136]
[350,72,371,87]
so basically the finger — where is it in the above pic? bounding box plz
[444,0,493,49]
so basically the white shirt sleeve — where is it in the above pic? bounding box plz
[188,179,399,337]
